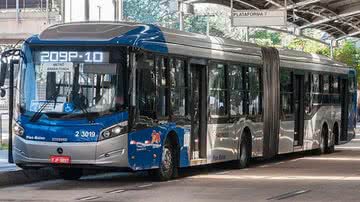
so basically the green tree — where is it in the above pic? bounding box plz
[124,0,177,27]
[335,41,359,67]
[250,30,281,46]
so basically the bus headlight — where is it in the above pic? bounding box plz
[13,123,24,136]
[99,121,128,141]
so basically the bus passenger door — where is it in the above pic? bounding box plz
[190,64,207,160]
[294,74,305,147]
[340,78,349,142]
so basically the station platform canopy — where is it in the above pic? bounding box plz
[184,0,360,40]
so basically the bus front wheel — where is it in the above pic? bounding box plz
[153,141,177,181]
[58,168,83,180]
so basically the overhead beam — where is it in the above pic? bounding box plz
[299,6,360,29]
[266,0,320,9]
[336,30,360,41]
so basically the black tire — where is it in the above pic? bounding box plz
[326,127,336,154]
[317,126,328,155]
[236,137,250,169]
[153,141,177,181]
[58,168,83,180]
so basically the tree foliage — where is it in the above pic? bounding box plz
[250,30,281,46]
[122,0,360,85]
[123,0,177,27]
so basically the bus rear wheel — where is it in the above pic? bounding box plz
[58,168,83,180]
[315,126,328,155]
[153,142,177,181]
[326,125,337,154]
[236,137,251,169]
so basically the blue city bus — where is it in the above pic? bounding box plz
[0,22,357,180]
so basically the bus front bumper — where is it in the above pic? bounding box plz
[13,134,129,169]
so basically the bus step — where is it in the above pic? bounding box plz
[190,159,207,166]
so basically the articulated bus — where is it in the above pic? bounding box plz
[0,22,356,180]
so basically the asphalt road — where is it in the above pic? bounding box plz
[0,138,360,202]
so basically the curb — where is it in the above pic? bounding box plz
[0,168,58,187]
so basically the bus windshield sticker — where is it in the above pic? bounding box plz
[30,100,64,113]
[42,62,74,73]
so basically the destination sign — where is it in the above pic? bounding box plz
[34,51,110,64]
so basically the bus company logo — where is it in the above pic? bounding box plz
[151,130,161,144]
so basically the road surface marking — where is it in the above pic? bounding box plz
[190,174,360,181]
[267,189,311,200]
[302,157,360,161]
[336,146,360,150]
[106,189,125,194]
[216,171,230,175]
[137,184,153,188]
[77,196,100,201]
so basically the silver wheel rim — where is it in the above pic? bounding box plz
[321,130,325,152]
[162,147,172,171]
[240,143,247,163]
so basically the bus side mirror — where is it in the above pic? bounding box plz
[0,89,5,98]
[0,62,7,87]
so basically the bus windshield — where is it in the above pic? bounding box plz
[20,47,128,119]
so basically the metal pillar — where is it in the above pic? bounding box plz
[69,0,72,22]
[15,0,19,22]
[206,16,210,36]
[114,0,123,21]
[245,27,249,42]
[330,40,334,59]
[8,60,14,164]
[230,0,233,26]
[61,0,65,23]
[98,6,102,21]
[46,0,49,23]
[179,1,184,31]
[85,0,90,21]
[119,0,123,21]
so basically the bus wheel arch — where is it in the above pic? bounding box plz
[236,127,252,169]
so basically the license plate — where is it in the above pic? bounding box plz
[50,155,71,164]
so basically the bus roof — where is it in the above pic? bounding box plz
[26,21,352,73]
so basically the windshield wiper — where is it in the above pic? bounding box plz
[29,82,61,122]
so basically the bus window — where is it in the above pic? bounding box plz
[248,67,262,116]
[312,74,321,105]
[209,63,227,117]
[323,75,330,104]
[280,70,293,119]
[330,75,340,104]
[304,73,311,115]
[156,56,170,118]
[137,53,157,119]
[170,58,187,118]
[229,65,244,116]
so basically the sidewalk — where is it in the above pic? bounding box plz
[0,150,19,172]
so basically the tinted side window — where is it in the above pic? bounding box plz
[248,67,262,116]
[137,53,156,119]
[156,56,170,118]
[332,76,340,104]
[323,75,330,103]
[209,63,227,116]
[312,74,321,105]
[229,65,244,116]
[280,70,293,118]
[304,73,312,115]
[170,58,187,117]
